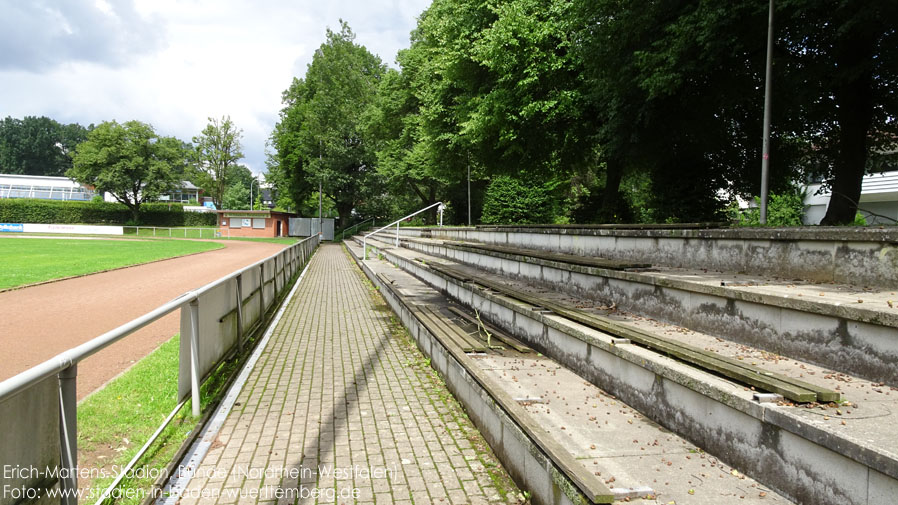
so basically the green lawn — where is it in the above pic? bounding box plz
[0,238,223,290]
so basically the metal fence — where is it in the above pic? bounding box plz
[0,235,320,505]
[123,226,224,239]
[287,218,334,240]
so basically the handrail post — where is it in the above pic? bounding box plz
[189,299,201,417]
[235,275,243,353]
[58,364,78,505]
[259,263,265,323]
[396,222,400,247]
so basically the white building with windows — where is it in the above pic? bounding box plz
[0,174,96,201]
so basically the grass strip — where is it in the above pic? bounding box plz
[77,334,238,505]
[0,238,223,289]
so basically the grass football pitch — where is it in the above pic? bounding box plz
[0,237,223,290]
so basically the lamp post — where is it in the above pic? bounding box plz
[760,0,774,224]
[318,145,323,237]
[467,162,471,226]
[250,178,259,210]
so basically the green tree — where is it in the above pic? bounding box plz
[193,115,244,210]
[574,0,897,224]
[778,0,898,224]
[68,121,186,223]
[271,21,386,225]
[222,182,251,210]
[363,68,448,220]
[0,116,91,176]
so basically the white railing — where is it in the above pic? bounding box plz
[340,218,375,241]
[0,235,320,505]
[363,202,444,260]
[124,226,225,239]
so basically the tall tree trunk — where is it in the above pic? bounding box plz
[336,201,354,227]
[820,27,876,225]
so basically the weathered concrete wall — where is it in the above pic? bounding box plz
[393,226,898,289]
[401,239,898,385]
[0,377,60,505]
[360,239,898,505]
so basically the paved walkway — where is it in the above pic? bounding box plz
[177,244,518,505]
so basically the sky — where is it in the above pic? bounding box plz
[0,0,431,176]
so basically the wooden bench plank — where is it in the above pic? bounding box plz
[425,262,839,403]
[446,306,533,353]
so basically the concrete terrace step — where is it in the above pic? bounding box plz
[390,225,898,290]
[346,239,793,505]
[353,234,898,505]
[384,235,898,386]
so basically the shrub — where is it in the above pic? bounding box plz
[0,199,217,226]
[481,176,558,225]
[727,187,806,227]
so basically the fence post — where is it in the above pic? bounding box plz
[259,263,265,324]
[235,275,244,353]
[189,299,201,417]
[58,364,78,505]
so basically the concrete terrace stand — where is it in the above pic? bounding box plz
[394,237,898,386]
[347,240,798,505]
[355,232,898,505]
[395,226,898,290]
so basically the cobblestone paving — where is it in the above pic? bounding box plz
[179,244,520,505]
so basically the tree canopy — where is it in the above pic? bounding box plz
[268,2,897,226]
[68,120,188,223]
[0,116,91,177]
[270,21,387,224]
[193,115,244,210]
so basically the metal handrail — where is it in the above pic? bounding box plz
[0,234,320,505]
[341,217,375,241]
[363,202,444,260]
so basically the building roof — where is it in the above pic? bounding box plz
[805,170,898,205]
[0,173,85,189]
[859,171,898,202]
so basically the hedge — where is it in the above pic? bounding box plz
[0,199,217,227]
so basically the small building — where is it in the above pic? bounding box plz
[218,210,294,238]
[0,174,96,201]
[804,170,898,225]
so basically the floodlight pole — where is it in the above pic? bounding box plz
[467,163,471,226]
[318,142,323,237]
[760,0,774,225]
[250,178,259,210]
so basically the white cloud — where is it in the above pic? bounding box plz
[0,0,431,174]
